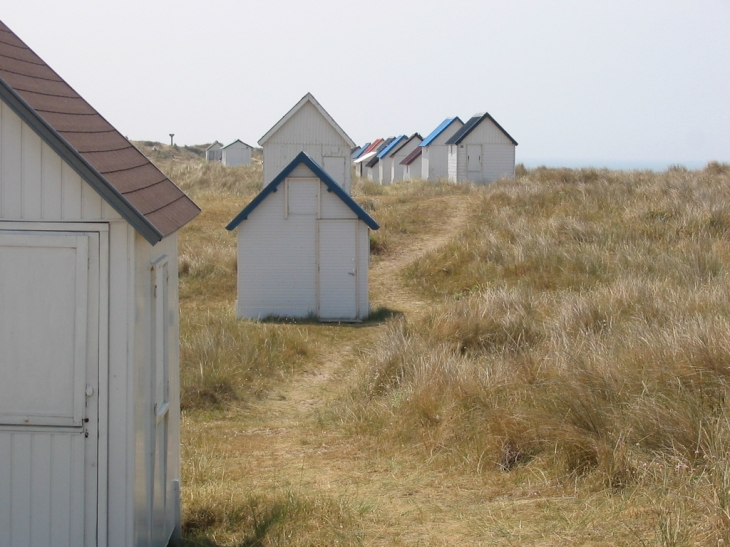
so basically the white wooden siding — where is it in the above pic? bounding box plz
[237,169,370,320]
[221,143,252,166]
[380,157,393,185]
[482,144,516,182]
[262,102,351,192]
[447,145,458,182]
[319,220,357,319]
[420,147,430,180]
[0,99,122,223]
[461,118,513,145]
[422,120,463,181]
[390,139,421,183]
[403,157,422,181]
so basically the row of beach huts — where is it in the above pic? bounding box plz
[204,102,519,187]
[352,112,518,185]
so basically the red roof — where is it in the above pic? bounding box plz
[0,20,199,243]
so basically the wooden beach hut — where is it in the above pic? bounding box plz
[420,117,463,181]
[227,152,378,321]
[205,141,223,161]
[446,112,518,183]
[221,139,253,166]
[0,20,200,547]
[400,147,423,181]
[389,133,422,183]
[259,92,356,194]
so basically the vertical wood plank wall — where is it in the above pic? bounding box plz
[0,99,122,224]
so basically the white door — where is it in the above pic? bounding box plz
[318,220,358,320]
[0,229,101,547]
[467,144,482,182]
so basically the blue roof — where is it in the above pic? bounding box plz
[352,143,371,159]
[376,135,406,159]
[226,152,379,231]
[420,117,462,147]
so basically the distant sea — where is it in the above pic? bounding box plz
[520,159,711,171]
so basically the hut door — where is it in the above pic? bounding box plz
[0,228,101,547]
[318,220,358,320]
[467,144,482,182]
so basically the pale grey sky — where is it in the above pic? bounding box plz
[3,0,729,168]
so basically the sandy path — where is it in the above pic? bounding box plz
[194,194,486,544]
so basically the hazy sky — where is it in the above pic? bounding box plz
[3,1,729,167]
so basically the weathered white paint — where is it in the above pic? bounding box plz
[403,155,422,181]
[236,166,371,320]
[0,95,182,547]
[205,142,223,162]
[221,140,252,166]
[421,119,464,181]
[260,94,354,194]
[448,117,516,184]
[319,220,358,319]
[390,136,422,183]
[0,229,101,547]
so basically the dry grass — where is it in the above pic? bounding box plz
[168,154,730,545]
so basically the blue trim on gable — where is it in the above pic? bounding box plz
[226,151,379,231]
[420,117,462,147]
[352,143,371,159]
[376,135,406,159]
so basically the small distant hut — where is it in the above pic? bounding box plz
[0,20,199,547]
[205,141,223,161]
[221,139,253,166]
[446,112,518,183]
[227,152,378,321]
[259,92,355,194]
[389,133,422,183]
[420,117,463,181]
[377,135,406,184]
[400,147,423,181]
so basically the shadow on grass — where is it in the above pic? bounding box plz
[257,306,403,327]
[182,501,289,547]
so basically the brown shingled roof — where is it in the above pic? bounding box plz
[0,20,199,244]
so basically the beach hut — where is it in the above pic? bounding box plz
[389,133,422,183]
[259,92,356,194]
[227,152,378,321]
[365,137,394,181]
[0,20,200,547]
[205,141,223,161]
[400,147,423,181]
[353,139,381,178]
[446,112,518,183]
[420,117,463,181]
[221,139,253,166]
[377,135,406,184]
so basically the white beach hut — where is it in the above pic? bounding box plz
[0,21,200,547]
[420,117,463,181]
[446,112,518,183]
[205,141,223,162]
[259,92,356,194]
[227,152,378,321]
[400,147,423,181]
[221,139,253,166]
[389,133,422,183]
[377,135,406,185]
